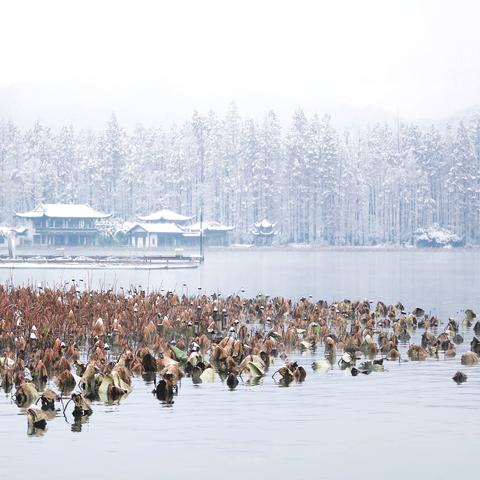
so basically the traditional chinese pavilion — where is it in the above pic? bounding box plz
[127,222,186,248]
[185,221,234,246]
[128,208,234,248]
[252,219,275,246]
[15,204,112,246]
[137,209,193,225]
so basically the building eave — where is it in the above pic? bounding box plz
[137,208,194,223]
[15,203,112,219]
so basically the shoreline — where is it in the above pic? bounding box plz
[0,262,199,270]
[211,245,480,253]
[2,245,479,258]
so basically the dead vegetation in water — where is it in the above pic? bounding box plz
[0,285,478,434]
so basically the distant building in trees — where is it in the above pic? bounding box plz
[15,204,112,246]
[128,209,234,248]
[128,208,191,248]
[185,221,234,247]
[252,219,275,245]
[127,222,186,248]
[137,209,193,225]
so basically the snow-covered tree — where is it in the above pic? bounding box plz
[1,109,479,245]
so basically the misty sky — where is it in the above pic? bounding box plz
[1,0,479,127]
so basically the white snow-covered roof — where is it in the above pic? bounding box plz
[127,222,185,234]
[187,221,234,233]
[137,209,193,222]
[16,204,112,219]
[116,221,135,234]
[252,230,275,236]
[254,219,275,229]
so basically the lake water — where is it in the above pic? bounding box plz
[2,248,480,318]
[0,249,479,480]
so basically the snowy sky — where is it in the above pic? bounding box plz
[1,0,479,127]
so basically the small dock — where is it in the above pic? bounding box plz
[0,252,203,270]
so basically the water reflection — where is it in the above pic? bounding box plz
[152,379,176,404]
[276,378,292,387]
[142,372,156,384]
[245,377,262,386]
[26,408,57,436]
[28,423,47,437]
[71,414,90,433]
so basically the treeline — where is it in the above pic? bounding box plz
[0,105,479,245]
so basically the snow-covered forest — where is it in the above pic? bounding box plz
[1,105,479,246]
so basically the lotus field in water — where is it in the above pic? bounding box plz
[0,285,479,435]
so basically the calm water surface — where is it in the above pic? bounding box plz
[0,249,479,480]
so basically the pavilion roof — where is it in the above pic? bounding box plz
[254,219,276,229]
[16,204,112,219]
[137,209,193,223]
[187,221,234,233]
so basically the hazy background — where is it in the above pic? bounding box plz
[1,0,479,128]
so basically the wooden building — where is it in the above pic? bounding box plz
[127,222,186,248]
[15,204,111,246]
[137,209,193,225]
[252,219,275,246]
[186,221,234,246]
[128,209,234,248]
